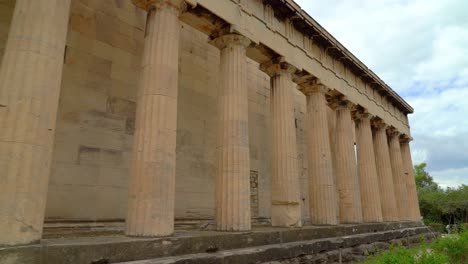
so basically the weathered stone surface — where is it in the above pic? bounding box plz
[372,121,399,221]
[0,0,424,255]
[400,139,422,221]
[388,130,410,220]
[301,84,338,225]
[0,221,427,264]
[334,101,363,224]
[355,113,383,223]
[212,34,252,231]
[0,0,71,246]
[125,2,183,237]
[265,62,301,227]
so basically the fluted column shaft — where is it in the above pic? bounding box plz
[335,103,363,223]
[400,139,421,221]
[303,85,338,225]
[126,1,184,236]
[212,34,251,231]
[327,107,340,223]
[372,125,398,221]
[0,0,71,246]
[269,68,301,227]
[388,131,410,220]
[355,114,383,222]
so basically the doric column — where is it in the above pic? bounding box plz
[400,135,421,221]
[327,106,340,223]
[354,112,383,222]
[299,83,338,225]
[333,100,363,223]
[372,121,398,221]
[387,128,410,220]
[211,34,252,231]
[0,0,71,246]
[261,59,301,227]
[126,0,186,237]
[327,107,338,177]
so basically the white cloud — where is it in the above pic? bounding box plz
[411,148,428,165]
[295,0,468,187]
[432,167,468,189]
[295,0,468,92]
[415,26,468,82]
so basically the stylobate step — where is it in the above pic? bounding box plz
[117,227,433,264]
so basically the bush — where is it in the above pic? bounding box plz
[415,252,451,264]
[414,163,467,226]
[363,243,414,264]
[362,231,468,264]
[431,231,468,263]
[464,223,468,231]
[426,222,445,233]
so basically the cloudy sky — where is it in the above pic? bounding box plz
[295,0,468,188]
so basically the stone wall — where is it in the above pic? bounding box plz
[43,0,144,221]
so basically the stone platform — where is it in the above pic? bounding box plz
[0,221,435,264]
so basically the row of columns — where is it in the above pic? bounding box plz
[0,0,421,246]
[123,0,423,235]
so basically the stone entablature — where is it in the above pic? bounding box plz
[179,0,411,135]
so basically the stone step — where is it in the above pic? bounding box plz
[117,227,435,264]
[0,221,430,264]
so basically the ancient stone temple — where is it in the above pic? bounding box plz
[0,0,428,263]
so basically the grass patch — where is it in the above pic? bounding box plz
[362,231,467,264]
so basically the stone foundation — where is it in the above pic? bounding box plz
[0,221,434,264]
[262,234,437,264]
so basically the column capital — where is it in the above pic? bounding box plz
[353,109,373,122]
[260,57,297,77]
[371,118,388,130]
[210,34,251,50]
[298,79,329,96]
[386,127,400,138]
[132,0,187,12]
[399,134,413,143]
[329,96,354,110]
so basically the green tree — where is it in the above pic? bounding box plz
[414,163,438,191]
[414,163,468,226]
